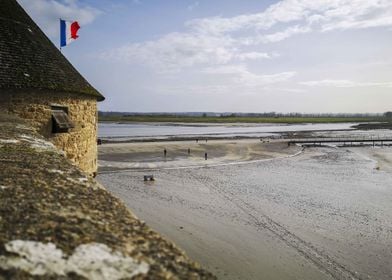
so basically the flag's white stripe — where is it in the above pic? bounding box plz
[65,21,75,45]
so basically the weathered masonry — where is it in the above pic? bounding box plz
[0,0,104,176]
[0,114,215,279]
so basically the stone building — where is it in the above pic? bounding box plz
[0,0,104,175]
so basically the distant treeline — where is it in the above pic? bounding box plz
[98,111,392,124]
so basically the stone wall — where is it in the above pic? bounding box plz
[0,90,98,175]
[0,113,215,279]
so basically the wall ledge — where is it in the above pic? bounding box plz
[0,113,215,279]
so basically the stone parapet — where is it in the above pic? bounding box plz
[0,113,215,279]
[0,90,98,175]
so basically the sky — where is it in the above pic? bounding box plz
[17,0,392,113]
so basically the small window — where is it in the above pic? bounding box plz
[51,105,74,133]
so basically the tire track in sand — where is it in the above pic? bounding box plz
[187,169,362,280]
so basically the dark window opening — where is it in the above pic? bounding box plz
[51,105,74,133]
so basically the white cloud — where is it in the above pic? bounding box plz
[148,65,297,96]
[188,1,199,11]
[203,64,296,87]
[17,0,101,37]
[100,0,392,73]
[100,33,275,72]
[155,84,236,95]
[247,25,312,44]
[235,0,391,45]
[188,0,392,39]
[300,79,392,88]
[186,0,306,35]
[267,87,307,93]
[236,52,277,60]
[101,32,236,72]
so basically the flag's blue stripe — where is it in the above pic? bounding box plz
[60,20,66,47]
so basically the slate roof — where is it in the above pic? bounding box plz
[0,0,104,101]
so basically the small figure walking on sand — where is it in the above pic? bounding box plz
[196,139,198,143]
[206,139,208,143]
[188,148,191,155]
[205,152,208,160]
[164,149,167,157]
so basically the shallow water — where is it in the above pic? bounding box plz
[98,122,359,140]
[98,147,392,280]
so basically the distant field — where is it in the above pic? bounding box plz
[98,115,388,124]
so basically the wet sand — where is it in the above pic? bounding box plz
[351,146,392,172]
[98,139,299,171]
[98,141,392,280]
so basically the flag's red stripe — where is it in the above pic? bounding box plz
[70,21,80,39]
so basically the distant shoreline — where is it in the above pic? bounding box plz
[98,115,388,124]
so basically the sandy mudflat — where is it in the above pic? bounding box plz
[98,141,392,280]
[350,146,392,172]
[98,139,300,171]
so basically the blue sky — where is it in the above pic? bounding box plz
[18,0,392,113]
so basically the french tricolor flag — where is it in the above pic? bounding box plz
[60,19,80,48]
